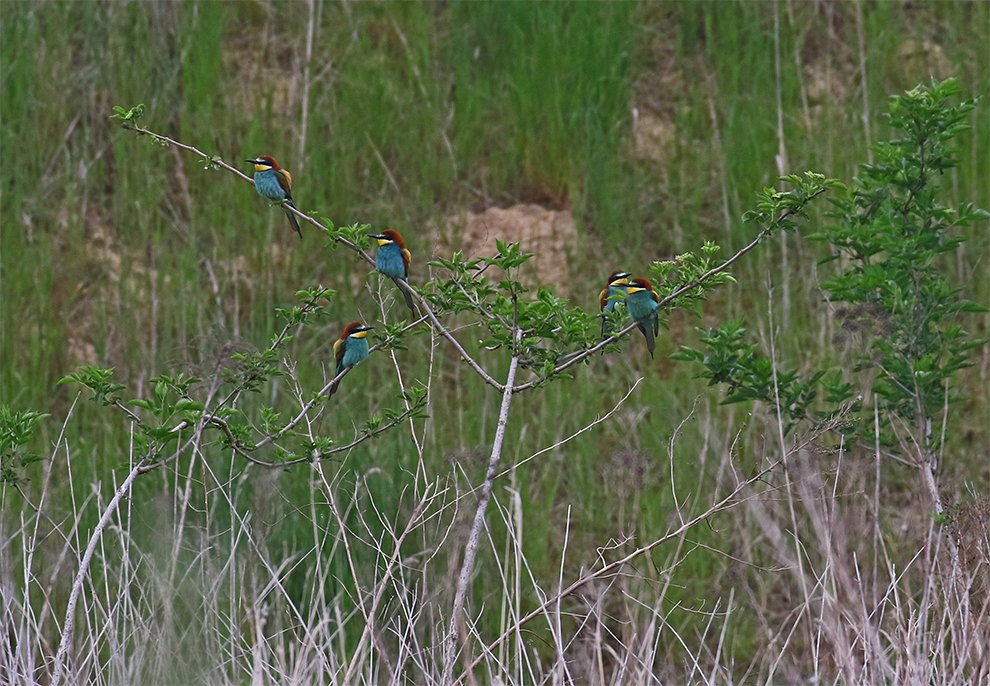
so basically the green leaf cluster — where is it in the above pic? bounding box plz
[128,373,204,455]
[813,79,986,439]
[651,241,737,318]
[428,243,608,381]
[1,406,49,486]
[671,321,839,435]
[59,365,126,406]
[110,103,145,129]
[743,172,846,233]
[675,80,985,456]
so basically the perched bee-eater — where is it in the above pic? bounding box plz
[330,321,374,396]
[625,277,661,358]
[246,155,302,238]
[599,270,632,337]
[369,229,416,312]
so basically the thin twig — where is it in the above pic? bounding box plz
[451,457,785,686]
[451,417,849,685]
[340,483,436,684]
[493,377,644,481]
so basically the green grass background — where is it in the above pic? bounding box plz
[2,0,987,679]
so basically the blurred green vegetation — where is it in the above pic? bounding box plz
[1,0,987,679]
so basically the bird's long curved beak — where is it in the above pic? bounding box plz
[245,159,260,164]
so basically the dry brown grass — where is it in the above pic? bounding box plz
[4,404,987,685]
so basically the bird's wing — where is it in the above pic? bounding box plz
[275,168,293,199]
[401,247,411,276]
[599,288,609,312]
[650,291,660,334]
[333,337,346,372]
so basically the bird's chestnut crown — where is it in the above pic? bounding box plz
[626,277,654,294]
[369,229,406,248]
[341,321,374,339]
[247,155,279,172]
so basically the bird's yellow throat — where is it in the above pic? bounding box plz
[351,330,369,338]
[253,163,272,172]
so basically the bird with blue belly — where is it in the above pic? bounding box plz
[246,155,302,239]
[599,270,632,337]
[625,277,661,358]
[370,229,416,313]
[330,322,374,396]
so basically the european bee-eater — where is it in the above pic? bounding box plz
[599,270,632,337]
[369,229,416,312]
[330,322,374,396]
[625,277,661,358]
[246,155,302,238]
